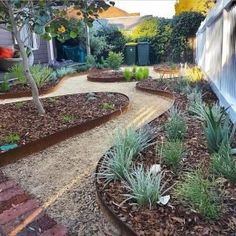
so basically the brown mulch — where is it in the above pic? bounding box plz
[97,78,236,235]
[87,70,125,82]
[0,92,129,147]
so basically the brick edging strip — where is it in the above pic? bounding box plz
[95,84,175,235]
[0,93,130,167]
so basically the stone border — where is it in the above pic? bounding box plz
[0,72,86,99]
[95,85,175,235]
[0,94,130,167]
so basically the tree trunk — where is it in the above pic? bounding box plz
[8,6,45,114]
[85,24,91,56]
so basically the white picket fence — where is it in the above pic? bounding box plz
[196,0,236,122]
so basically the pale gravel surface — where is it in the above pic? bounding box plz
[1,67,173,235]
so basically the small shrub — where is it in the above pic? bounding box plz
[135,68,144,80]
[161,140,184,170]
[3,133,20,143]
[10,64,26,84]
[86,55,96,68]
[142,67,149,79]
[185,66,203,82]
[122,165,168,208]
[164,107,187,141]
[106,51,124,70]
[175,170,222,219]
[123,68,133,81]
[187,88,204,115]
[113,127,153,159]
[0,74,10,92]
[98,146,134,184]
[15,101,26,108]
[62,115,75,123]
[56,67,76,79]
[101,102,114,110]
[31,65,53,88]
[211,145,236,183]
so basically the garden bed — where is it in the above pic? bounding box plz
[87,70,125,82]
[0,71,87,99]
[0,92,129,166]
[96,78,236,235]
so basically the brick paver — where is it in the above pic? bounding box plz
[0,171,68,236]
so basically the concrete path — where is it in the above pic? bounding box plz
[1,68,173,235]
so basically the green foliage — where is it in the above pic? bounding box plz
[86,55,96,68]
[132,18,158,41]
[201,105,235,153]
[0,74,11,92]
[62,114,75,123]
[187,87,204,115]
[10,63,26,84]
[101,102,114,111]
[165,107,187,141]
[185,66,204,82]
[123,68,133,81]
[15,101,26,108]
[56,67,76,78]
[134,67,149,81]
[211,145,236,183]
[3,133,20,144]
[142,67,150,79]
[30,65,53,88]
[106,52,123,70]
[175,170,222,219]
[161,140,185,170]
[113,127,153,159]
[122,165,164,208]
[99,146,134,184]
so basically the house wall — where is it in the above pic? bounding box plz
[0,29,13,46]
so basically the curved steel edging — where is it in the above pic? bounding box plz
[87,74,125,83]
[0,93,129,167]
[95,85,175,235]
[0,72,85,99]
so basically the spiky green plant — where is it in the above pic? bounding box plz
[161,140,184,171]
[62,114,75,123]
[113,127,153,159]
[3,133,20,144]
[98,146,134,184]
[164,107,187,141]
[101,102,114,110]
[211,145,236,183]
[122,165,168,208]
[175,170,222,219]
[123,68,133,81]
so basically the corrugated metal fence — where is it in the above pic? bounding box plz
[196,1,236,121]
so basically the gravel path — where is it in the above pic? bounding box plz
[1,68,173,235]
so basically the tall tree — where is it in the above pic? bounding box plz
[0,0,112,114]
[175,0,216,16]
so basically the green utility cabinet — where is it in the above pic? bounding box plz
[137,42,150,66]
[125,43,137,65]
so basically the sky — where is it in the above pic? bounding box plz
[114,0,177,18]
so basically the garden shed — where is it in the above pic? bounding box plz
[196,0,236,121]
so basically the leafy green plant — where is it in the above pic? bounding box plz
[106,51,124,70]
[142,67,149,79]
[187,88,204,115]
[101,102,114,110]
[113,127,153,159]
[122,165,169,208]
[0,74,11,92]
[161,140,184,170]
[164,107,187,141]
[10,63,26,84]
[175,170,222,219]
[135,68,144,81]
[31,65,53,88]
[123,68,133,81]
[62,114,75,123]
[15,101,26,109]
[211,145,236,183]
[86,54,96,68]
[189,103,234,153]
[3,133,20,143]
[56,67,76,78]
[99,146,134,184]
